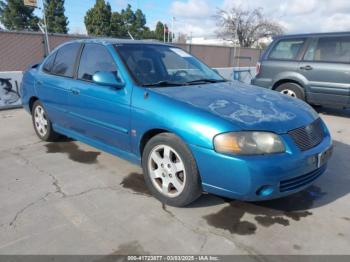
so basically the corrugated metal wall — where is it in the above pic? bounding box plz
[0,31,87,71]
[0,31,262,71]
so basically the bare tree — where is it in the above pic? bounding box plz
[216,7,283,48]
[177,33,188,44]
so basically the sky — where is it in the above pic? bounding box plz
[35,0,350,37]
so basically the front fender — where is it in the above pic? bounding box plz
[130,86,239,157]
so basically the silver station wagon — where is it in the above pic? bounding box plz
[252,32,350,108]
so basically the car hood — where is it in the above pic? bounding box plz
[150,81,319,134]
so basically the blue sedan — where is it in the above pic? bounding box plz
[21,39,333,206]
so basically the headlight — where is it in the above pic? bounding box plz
[213,132,285,155]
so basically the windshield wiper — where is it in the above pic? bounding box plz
[142,81,185,87]
[184,79,227,85]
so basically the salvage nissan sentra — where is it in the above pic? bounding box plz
[21,39,333,206]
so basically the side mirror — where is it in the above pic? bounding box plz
[92,71,124,89]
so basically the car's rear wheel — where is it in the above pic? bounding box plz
[275,82,305,101]
[142,133,202,207]
[32,100,60,141]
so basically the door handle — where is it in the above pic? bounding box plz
[36,80,43,86]
[70,88,80,95]
[300,65,313,70]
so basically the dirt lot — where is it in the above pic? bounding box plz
[0,108,349,255]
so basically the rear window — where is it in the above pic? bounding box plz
[269,38,305,60]
[304,36,350,63]
[51,43,81,77]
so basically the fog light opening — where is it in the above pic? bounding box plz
[256,185,274,197]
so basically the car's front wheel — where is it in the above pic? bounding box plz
[142,133,202,207]
[32,100,60,141]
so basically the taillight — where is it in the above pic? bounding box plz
[256,62,261,76]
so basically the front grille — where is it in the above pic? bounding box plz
[279,165,326,192]
[288,118,324,151]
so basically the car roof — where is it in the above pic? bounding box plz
[273,31,350,40]
[64,38,173,46]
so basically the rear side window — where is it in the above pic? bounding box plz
[269,38,305,60]
[78,44,118,81]
[51,43,81,77]
[42,52,56,73]
[304,36,350,63]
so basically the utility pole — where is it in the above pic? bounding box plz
[163,24,166,42]
[41,0,50,53]
[171,16,175,43]
[24,0,50,54]
[167,24,170,42]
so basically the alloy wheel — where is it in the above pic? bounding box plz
[34,105,48,137]
[148,144,186,198]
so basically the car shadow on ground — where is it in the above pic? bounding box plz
[80,137,349,235]
[185,140,350,234]
[314,106,350,118]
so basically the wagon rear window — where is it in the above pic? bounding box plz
[304,36,350,63]
[269,39,305,60]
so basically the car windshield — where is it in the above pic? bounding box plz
[115,44,225,87]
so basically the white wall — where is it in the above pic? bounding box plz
[0,71,23,110]
[215,67,256,83]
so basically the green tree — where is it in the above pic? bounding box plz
[141,27,155,39]
[44,0,68,34]
[84,2,156,39]
[132,9,146,36]
[154,21,164,41]
[110,11,126,37]
[84,0,111,36]
[119,4,148,39]
[119,4,134,36]
[0,0,39,31]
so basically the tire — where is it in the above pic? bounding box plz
[31,100,60,142]
[275,82,305,101]
[142,133,202,207]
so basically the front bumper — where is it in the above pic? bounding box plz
[190,132,332,201]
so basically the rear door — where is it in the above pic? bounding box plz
[299,35,350,106]
[37,43,81,127]
[260,37,307,87]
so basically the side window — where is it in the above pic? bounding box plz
[304,36,350,63]
[303,39,318,61]
[78,44,118,81]
[42,52,57,73]
[268,38,306,60]
[51,43,81,77]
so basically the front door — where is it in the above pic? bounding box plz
[67,43,131,152]
[299,36,350,106]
